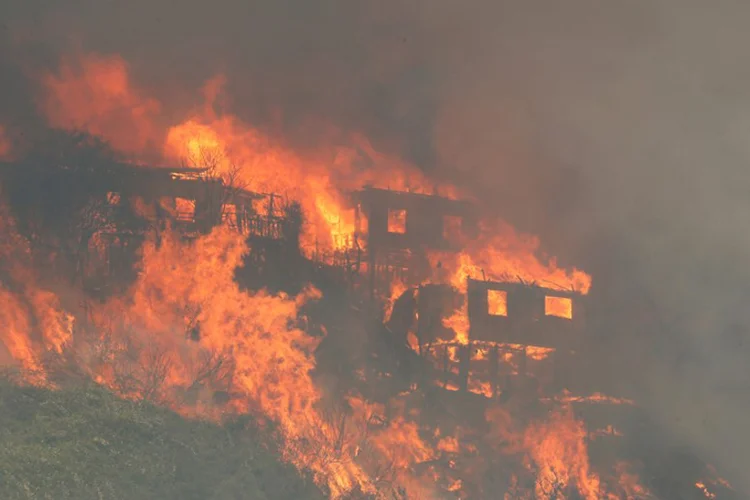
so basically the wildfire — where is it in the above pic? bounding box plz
[486,406,602,499]
[431,218,591,296]
[38,52,453,260]
[0,47,675,500]
[40,52,162,154]
[424,224,589,346]
[94,227,386,496]
[0,206,74,385]
[524,410,602,500]
[37,49,592,327]
[0,201,650,497]
[694,465,735,500]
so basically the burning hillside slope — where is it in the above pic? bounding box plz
[0,198,606,498]
[0,166,737,498]
[0,49,740,499]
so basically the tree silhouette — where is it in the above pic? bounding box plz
[3,129,123,284]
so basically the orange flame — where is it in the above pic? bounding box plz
[88,227,380,495]
[384,277,408,320]
[487,406,603,500]
[38,52,459,260]
[431,218,591,295]
[0,208,74,385]
[488,289,508,316]
[0,49,666,499]
[696,481,716,499]
[423,218,590,346]
[524,411,602,500]
[545,295,573,319]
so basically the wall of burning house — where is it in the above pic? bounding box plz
[350,186,477,298]
[406,278,586,398]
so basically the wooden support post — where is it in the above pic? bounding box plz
[458,344,470,392]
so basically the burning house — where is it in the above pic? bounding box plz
[350,186,477,294]
[412,279,586,398]
[351,186,591,404]
[0,160,302,292]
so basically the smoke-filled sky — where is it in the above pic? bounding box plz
[2,0,750,490]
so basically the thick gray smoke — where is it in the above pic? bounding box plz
[2,0,750,492]
[420,1,750,491]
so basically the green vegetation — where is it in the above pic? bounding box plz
[0,379,322,500]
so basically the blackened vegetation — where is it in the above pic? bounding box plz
[235,195,308,295]
[352,186,477,297]
[2,131,137,288]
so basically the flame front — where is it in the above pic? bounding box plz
[89,227,381,496]
[0,206,74,385]
[0,49,671,499]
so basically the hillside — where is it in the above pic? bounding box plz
[0,378,323,500]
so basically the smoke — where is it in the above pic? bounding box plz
[0,0,436,161]
[2,0,750,491]
[420,0,750,491]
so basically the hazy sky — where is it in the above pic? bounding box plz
[2,0,750,490]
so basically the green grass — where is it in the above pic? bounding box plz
[0,379,323,500]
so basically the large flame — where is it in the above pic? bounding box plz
[432,218,591,295]
[0,207,455,497]
[0,206,74,385]
[0,49,667,499]
[85,227,381,496]
[0,194,647,498]
[522,410,602,500]
[418,218,591,345]
[485,405,654,500]
[39,52,454,258]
